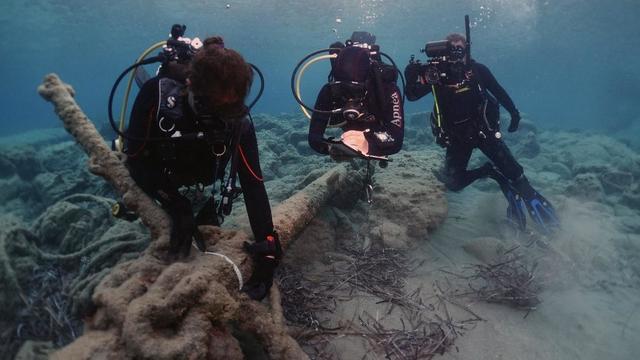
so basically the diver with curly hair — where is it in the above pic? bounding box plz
[124,34,279,300]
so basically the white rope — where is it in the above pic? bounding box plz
[193,243,244,290]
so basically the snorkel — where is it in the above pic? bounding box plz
[465,14,472,67]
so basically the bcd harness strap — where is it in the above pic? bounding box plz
[213,118,245,225]
[431,79,497,141]
[156,77,245,225]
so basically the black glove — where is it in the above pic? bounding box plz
[242,256,278,301]
[404,63,423,85]
[242,232,282,301]
[508,111,521,133]
[328,143,353,162]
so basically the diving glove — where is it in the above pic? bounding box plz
[242,256,278,301]
[328,144,353,162]
[508,110,521,133]
[242,232,282,301]
[404,63,423,85]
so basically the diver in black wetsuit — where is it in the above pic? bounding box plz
[405,33,559,233]
[308,32,404,159]
[124,36,280,300]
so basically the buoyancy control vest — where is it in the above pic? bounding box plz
[154,76,246,224]
[430,64,500,146]
[327,46,399,127]
[152,77,239,188]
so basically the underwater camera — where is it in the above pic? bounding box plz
[413,15,472,85]
[419,40,464,85]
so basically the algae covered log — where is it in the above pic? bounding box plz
[38,73,361,359]
[37,73,171,253]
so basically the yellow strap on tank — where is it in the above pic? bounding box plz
[431,85,442,128]
[295,53,337,121]
[116,41,166,151]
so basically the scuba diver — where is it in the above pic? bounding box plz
[293,31,404,160]
[404,17,559,234]
[111,26,280,300]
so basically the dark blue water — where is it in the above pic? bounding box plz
[1,0,639,136]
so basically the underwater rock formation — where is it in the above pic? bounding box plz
[0,127,113,223]
[367,151,448,248]
[565,173,605,201]
[516,131,540,159]
[0,147,42,181]
[38,73,364,359]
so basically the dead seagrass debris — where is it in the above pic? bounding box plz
[443,246,542,313]
[278,240,481,359]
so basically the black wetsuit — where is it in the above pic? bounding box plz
[405,60,523,190]
[308,81,404,156]
[125,76,274,245]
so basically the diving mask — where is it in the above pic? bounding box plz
[328,81,367,121]
[450,45,466,62]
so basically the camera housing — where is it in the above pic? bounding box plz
[423,40,451,58]
[416,39,466,85]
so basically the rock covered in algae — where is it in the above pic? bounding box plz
[0,138,113,221]
[367,150,448,248]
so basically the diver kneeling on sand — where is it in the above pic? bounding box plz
[108,25,280,300]
[404,17,559,234]
[292,31,405,163]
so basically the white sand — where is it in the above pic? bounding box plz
[284,150,640,359]
[413,188,640,360]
